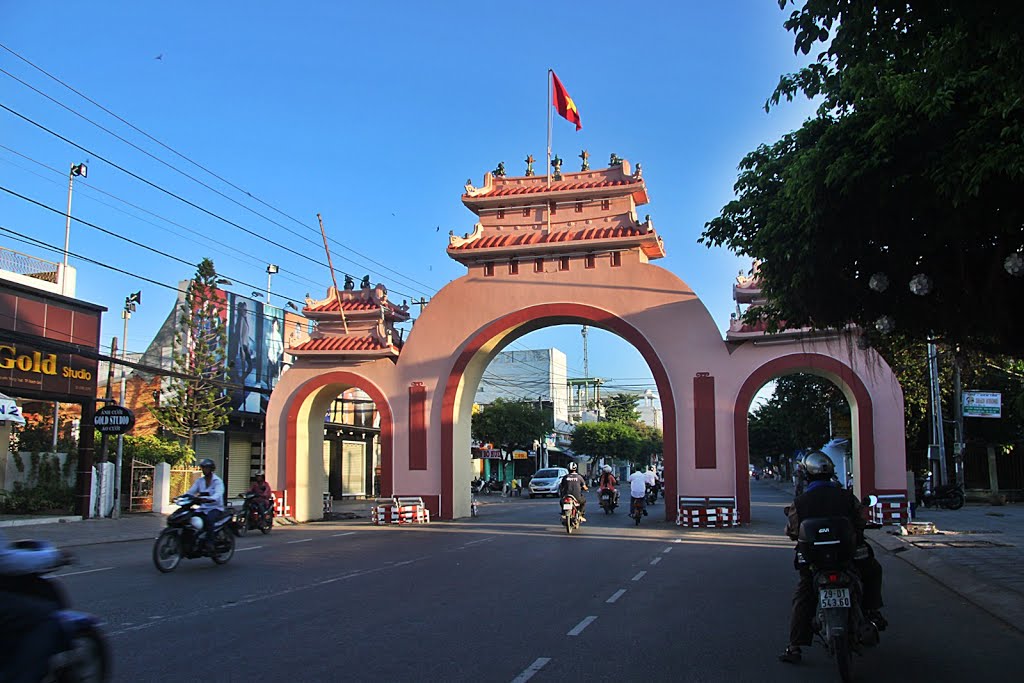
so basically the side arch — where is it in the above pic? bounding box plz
[733,353,875,522]
[284,372,394,519]
[440,303,678,520]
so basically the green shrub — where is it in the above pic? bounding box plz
[121,434,195,467]
[0,481,75,514]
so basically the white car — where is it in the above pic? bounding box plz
[528,467,569,498]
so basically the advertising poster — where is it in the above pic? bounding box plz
[227,292,263,413]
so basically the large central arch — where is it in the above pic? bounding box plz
[440,303,678,520]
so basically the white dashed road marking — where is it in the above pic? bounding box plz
[287,538,312,544]
[332,532,356,537]
[511,657,551,683]
[606,589,626,604]
[567,616,598,636]
[237,546,263,552]
[662,547,673,554]
[650,557,662,566]
[632,571,647,581]
[53,566,115,578]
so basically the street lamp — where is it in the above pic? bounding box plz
[113,290,141,519]
[266,264,279,305]
[62,163,87,293]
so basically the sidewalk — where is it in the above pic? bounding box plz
[867,501,1024,633]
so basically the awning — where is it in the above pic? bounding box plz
[0,393,25,425]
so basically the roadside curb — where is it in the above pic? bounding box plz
[0,515,82,528]
[867,528,1024,635]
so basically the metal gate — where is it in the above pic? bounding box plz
[170,466,202,499]
[129,459,155,513]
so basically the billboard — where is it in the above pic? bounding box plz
[225,294,287,414]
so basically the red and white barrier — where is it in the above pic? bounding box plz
[677,496,740,528]
[273,491,291,519]
[870,494,908,526]
[371,496,431,525]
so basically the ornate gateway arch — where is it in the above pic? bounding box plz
[265,158,908,525]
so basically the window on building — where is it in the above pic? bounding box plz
[549,201,557,215]
[611,252,621,267]
[534,258,544,273]
[575,202,583,213]
[585,255,595,269]
[522,207,530,217]
[559,256,570,271]
[496,209,505,219]
[601,199,610,210]
[484,262,494,277]
[508,260,519,275]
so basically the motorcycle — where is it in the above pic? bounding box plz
[599,489,618,514]
[231,492,274,536]
[917,472,965,510]
[795,496,884,682]
[645,483,659,506]
[630,496,645,526]
[560,495,582,534]
[153,493,236,573]
[0,540,110,682]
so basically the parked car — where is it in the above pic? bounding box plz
[528,467,569,498]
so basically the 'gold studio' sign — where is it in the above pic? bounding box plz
[0,342,97,398]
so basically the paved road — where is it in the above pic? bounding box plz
[35,481,1021,682]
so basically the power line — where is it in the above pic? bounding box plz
[0,43,437,295]
[0,101,432,301]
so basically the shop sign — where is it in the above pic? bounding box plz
[512,449,529,459]
[963,391,1001,418]
[0,342,97,398]
[94,405,136,435]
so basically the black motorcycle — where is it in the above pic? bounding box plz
[599,489,618,514]
[917,473,965,510]
[153,493,236,573]
[0,540,110,682]
[795,498,884,682]
[231,492,274,536]
[645,483,659,506]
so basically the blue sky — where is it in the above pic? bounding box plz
[0,1,816,395]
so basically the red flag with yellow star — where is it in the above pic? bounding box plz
[551,71,581,131]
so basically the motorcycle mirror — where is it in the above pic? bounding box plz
[864,494,879,507]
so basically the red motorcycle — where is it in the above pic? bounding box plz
[232,492,274,536]
[560,496,582,534]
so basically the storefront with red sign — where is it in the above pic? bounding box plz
[0,279,105,516]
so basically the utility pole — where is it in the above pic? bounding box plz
[952,350,965,486]
[114,291,141,519]
[927,341,948,486]
[95,336,117,518]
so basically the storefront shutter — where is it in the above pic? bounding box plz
[227,433,252,497]
[342,440,365,496]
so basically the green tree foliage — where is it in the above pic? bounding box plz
[748,374,849,464]
[471,398,553,459]
[151,258,231,447]
[701,1,1024,356]
[121,434,195,467]
[571,421,641,463]
[603,393,640,424]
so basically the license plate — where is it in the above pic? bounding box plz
[819,587,851,609]
[562,503,573,511]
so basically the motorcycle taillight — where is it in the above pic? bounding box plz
[826,572,840,584]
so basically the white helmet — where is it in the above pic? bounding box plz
[603,465,612,473]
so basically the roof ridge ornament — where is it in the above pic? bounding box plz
[525,154,535,176]
[449,222,484,248]
[579,149,590,171]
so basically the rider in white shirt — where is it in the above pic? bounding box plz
[186,458,226,546]
[629,469,649,516]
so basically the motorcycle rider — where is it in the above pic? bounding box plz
[0,528,67,683]
[779,451,886,664]
[186,458,226,551]
[558,462,588,522]
[644,465,658,502]
[247,471,274,517]
[628,467,648,516]
[598,465,619,508]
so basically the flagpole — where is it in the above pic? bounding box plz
[546,68,552,189]
[317,212,349,334]
[546,69,552,235]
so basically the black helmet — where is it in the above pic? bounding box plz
[198,458,216,470]
[568,462,578,472]
[802,451,835,479]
